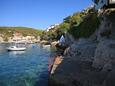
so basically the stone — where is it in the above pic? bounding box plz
[92,39,115,71]
[64,38,97,62]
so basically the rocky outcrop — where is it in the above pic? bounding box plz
[40,40,50,45]
[64,32,75,46]
[92,39,115,70]
[49,40,115,86]
[49,39,97,86]
[64,38,97,62]
[49,9,115,86]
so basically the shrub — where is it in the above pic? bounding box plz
[68,13,100,39]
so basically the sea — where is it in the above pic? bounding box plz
[0,43,53,86]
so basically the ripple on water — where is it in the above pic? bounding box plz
[0,44,50,86]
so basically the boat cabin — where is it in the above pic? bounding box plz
[92,0,115,10]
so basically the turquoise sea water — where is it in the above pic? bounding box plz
[0,44,50,86]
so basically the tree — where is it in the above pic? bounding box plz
[70,12,84,25]
[63,16,71,23]
[59,23,70,32]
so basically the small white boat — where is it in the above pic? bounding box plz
[7,46,26,51]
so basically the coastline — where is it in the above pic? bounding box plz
[48,9,115,86]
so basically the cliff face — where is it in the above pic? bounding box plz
[49,9,115,86]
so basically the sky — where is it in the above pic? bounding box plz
[0,0,92,30]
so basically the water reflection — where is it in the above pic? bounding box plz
[0,44,6,54]
[9,51,26,55]
[0,48,5,53]
[40,45,51,51]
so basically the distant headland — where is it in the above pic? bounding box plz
[0,27,43,43]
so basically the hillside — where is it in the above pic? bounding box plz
[49,9,115,86]
[41,7,97,41]
[0,27,43,41]
[0,27,43,36]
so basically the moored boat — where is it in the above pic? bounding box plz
[7,46,26,51]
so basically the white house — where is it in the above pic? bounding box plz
[92,0,115,10]
[46,24,59,32]
[8,32,36,43]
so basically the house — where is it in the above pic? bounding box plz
[92,0,115,10]
[8,31,37,43]
[46,24,59,32]
[0,37,4,43]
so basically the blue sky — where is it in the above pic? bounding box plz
[0,0,92,30]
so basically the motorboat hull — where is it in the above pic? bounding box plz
[7,47,26,51]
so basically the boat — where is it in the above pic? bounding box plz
[7,46,26,51]
[7,42,26,51]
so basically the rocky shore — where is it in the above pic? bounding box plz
[49,9,115,86]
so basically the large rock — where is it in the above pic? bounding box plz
[64,32,75,46]
[96,10,115,41]
[49,39,115,86]
[49,9,115,86]
[64,38,97,62]
[102,69,115,86]
[49,39,97,86]
[92,39,115,71]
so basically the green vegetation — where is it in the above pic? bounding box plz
[68,13,100,38]
[3,8,100,42]
[0,27,43,41]
[41,7,100,41]
[40,22,70,41]
[64,7,100,39]
[40,26,59,41]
